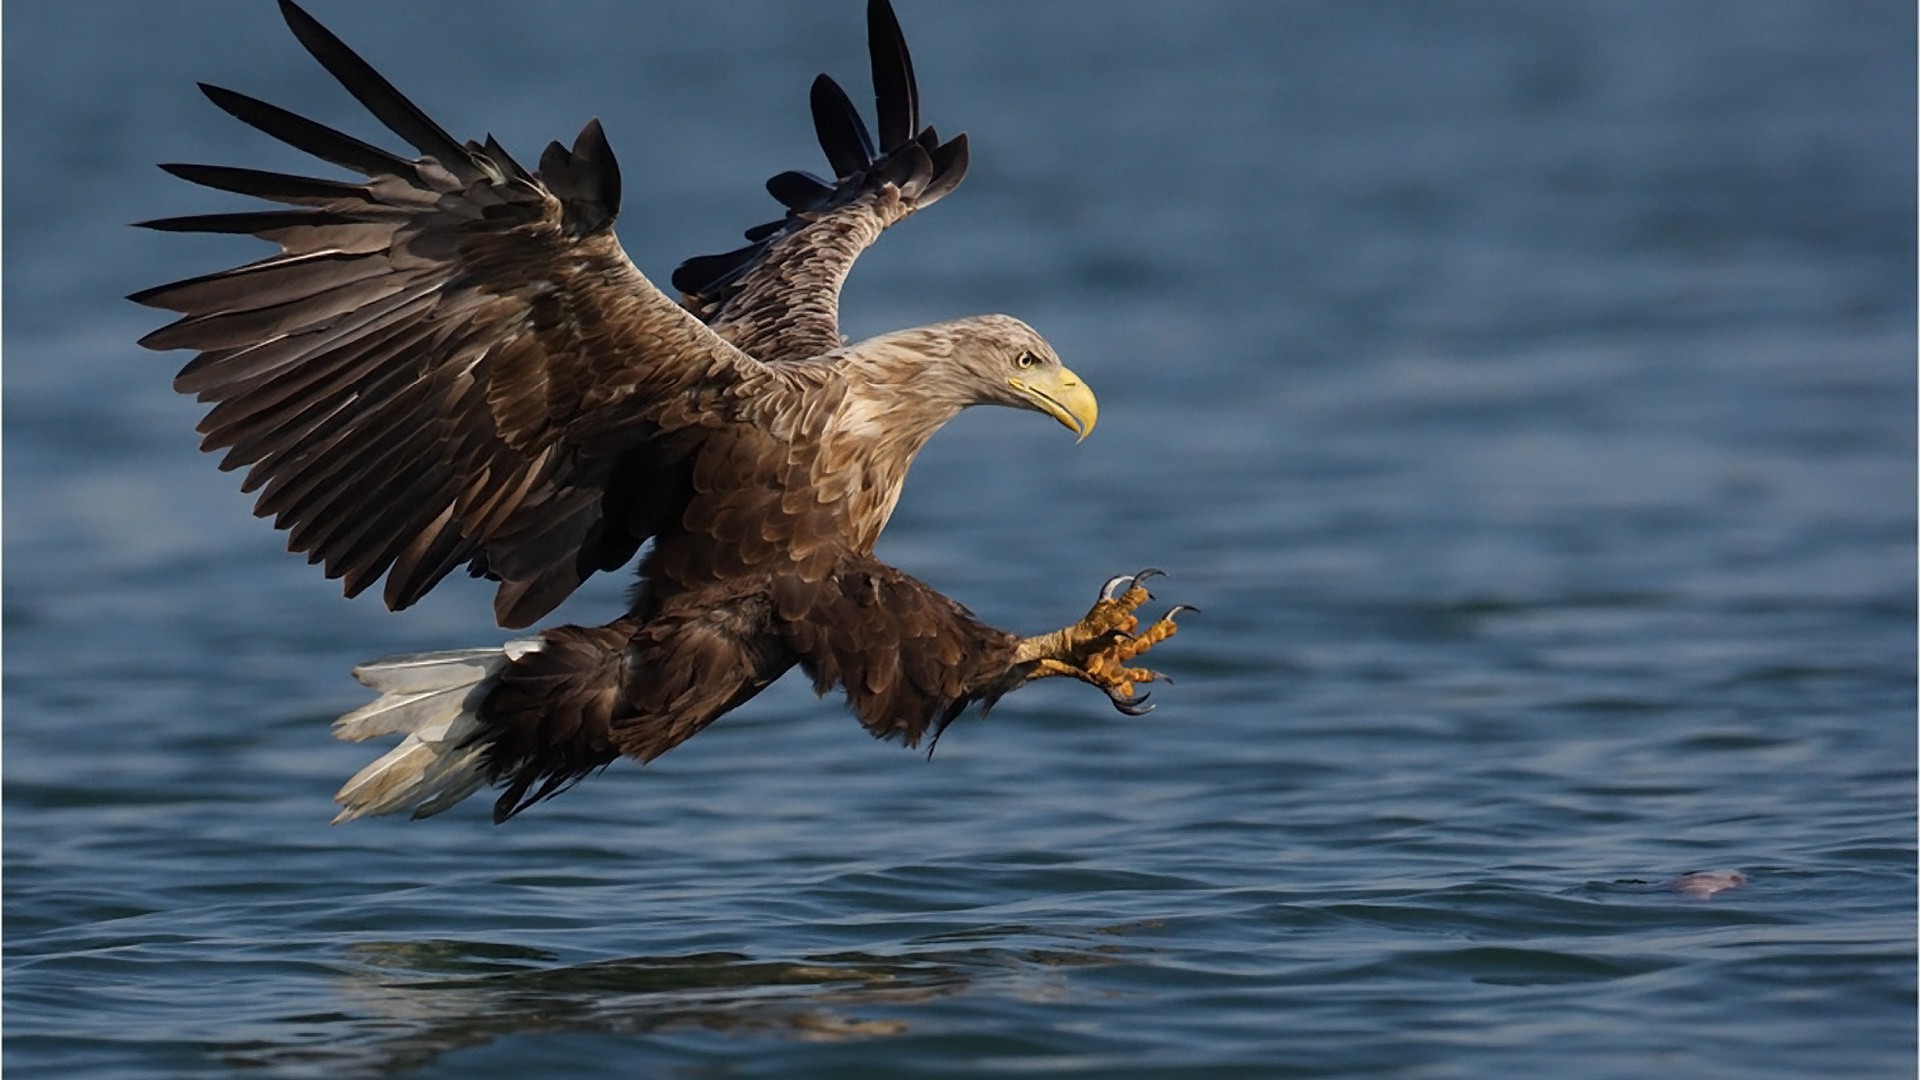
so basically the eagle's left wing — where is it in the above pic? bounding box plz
[671,0,969,363]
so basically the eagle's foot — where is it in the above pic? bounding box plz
[1014,569,1194,714]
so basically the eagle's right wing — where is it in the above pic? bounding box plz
[134,0,774,629]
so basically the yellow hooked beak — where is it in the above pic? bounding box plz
[1009,364,1098,442]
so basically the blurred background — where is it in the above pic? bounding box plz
[6,3,1913,1077]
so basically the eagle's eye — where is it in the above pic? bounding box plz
[1015,351,1041,370]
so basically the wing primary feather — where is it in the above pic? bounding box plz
[921,132,969,203]
[199,83,421,180]
[742,220,787,243]
[274,0,476,173]
[138,270,410,352]
[809,75,877,179]
[867,0,919,150]
[129,250,383,312]
[764,169,835,211]
[670,247,758,296]
[134,209,360,236]
[876,143,933,189]
[157,162,369,206]
[386,509,475,614]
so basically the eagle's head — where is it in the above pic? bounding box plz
[843,314,1098,449]
[930,314,1099,441]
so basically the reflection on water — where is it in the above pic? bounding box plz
[220,933,1130,1074]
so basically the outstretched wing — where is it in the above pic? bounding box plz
[134,0,774,629]
[671,0,969,364]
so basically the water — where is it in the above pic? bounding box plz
[5,2,1914,1076]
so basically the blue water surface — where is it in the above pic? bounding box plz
[5,2,1914,1077]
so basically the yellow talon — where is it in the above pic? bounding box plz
[1109,613,1180,664]
[1010,571,1193,715]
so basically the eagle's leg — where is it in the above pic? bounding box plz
[1012,569,1193,714]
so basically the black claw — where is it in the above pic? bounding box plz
[1166,604,1198,619]
[1132,567,1166,600]
[1099,573,1133,601]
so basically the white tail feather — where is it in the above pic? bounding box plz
[330,638,542,823]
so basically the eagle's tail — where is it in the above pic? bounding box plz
[329,639,544,823]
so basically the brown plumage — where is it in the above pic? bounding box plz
[137,0,1188,824]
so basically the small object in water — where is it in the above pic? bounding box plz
[1668,869,1747,899]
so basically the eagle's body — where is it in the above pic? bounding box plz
[136,0,1185,823]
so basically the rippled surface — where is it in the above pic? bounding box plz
[6,2,1914,1077]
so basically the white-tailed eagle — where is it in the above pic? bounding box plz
[134,0,1189,823]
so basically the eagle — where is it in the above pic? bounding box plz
[134,0,1189,824]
